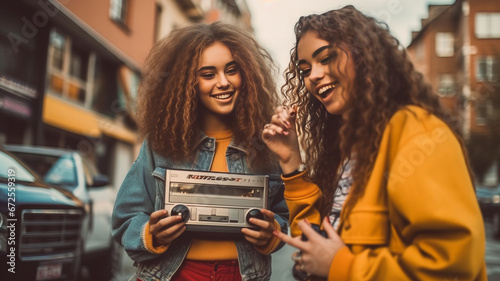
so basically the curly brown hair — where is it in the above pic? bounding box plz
[282,6,469,218]
[137,22,279,173]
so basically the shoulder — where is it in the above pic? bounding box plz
[382,105,457,151]
[388,105,452,136]
[389,105,445,129]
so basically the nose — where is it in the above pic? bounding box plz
[217,74,230,88]
[309,64,324,82]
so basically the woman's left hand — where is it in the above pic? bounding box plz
[274,217,345,277]
[241,209,276,246]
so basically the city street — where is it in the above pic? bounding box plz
[104,221,500,281]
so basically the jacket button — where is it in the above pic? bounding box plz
[344,223,351,230]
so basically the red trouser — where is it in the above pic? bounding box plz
[137,260,242,281]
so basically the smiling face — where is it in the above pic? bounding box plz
[296,31,355,115]
[197,41,242,121]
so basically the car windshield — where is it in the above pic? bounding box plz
[11,152,78,189]
[0,151,36,182]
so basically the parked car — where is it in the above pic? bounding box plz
[476,184,500,239]
[4,145,121,280]
[0,147,85,281]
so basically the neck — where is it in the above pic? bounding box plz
[200,108,233,132]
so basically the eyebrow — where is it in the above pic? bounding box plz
[297,45,332,65]
[198,61,238,72]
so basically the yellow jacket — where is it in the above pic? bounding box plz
[284,106,487,281]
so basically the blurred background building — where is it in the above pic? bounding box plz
[0,0,252,188]
[1,0,498,188]
[407,0,500,186]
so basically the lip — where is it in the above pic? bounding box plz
[315,82,337,98]
[211,91,235,101]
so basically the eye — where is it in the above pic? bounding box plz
[299,68,310,78]
[200,72,215,79]
[320,51,338,65]
[320,56,331,65]
[226,67,239,75]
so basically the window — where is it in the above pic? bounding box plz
[476,101,492,126]
[437,74,456,97]
[47,29,91,103]
[49,31,65,70]
[476,56,499,82]
[435,32,454,57]
[475,13,500,38]
[110,0,129,26]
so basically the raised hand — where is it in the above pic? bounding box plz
[262,106,303,174]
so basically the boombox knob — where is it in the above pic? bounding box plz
[246,208,264,224]
[171,205,190,223]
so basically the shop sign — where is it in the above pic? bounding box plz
[0,75,38,99]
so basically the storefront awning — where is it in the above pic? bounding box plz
[43,94,137,144]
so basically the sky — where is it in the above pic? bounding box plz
[246,0,454,81]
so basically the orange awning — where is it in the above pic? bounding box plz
[43,94,101,138]
[43,94,137,144]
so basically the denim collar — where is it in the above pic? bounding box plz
[194,131,249,155]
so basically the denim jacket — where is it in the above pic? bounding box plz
[112,136,288,281]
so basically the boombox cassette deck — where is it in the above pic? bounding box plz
[164,169,269,236]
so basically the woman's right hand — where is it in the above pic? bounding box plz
[149,209,186,246]
[262,106,303,174]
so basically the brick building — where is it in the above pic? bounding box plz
[0,0,254,187]
[407,0,500,183]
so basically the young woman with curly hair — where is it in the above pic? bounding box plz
[263,6,486,281]
[112,22,288,281]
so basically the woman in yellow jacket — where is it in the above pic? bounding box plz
[262,6,487,281]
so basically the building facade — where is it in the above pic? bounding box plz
[0,0,156,187]
[0,0,254,188]
[407,0,500,184]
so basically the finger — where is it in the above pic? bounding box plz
[149,209,168,225]
[261,209,275,223]
[268,118,289,135]
[156,224,187,243]
[150,215,183,233]
[322,216,338,239]
[273,230,307,250]
[261,126,276,141]
[278,109,291,129]
[293,263,303,273]
[155,220,186,237]
[248,217,271,229]
[169,225,187,241]
[241,227,267,239]
[273,112,293,131]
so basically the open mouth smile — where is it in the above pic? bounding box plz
[317,83,337,97]
[212,92,234,100]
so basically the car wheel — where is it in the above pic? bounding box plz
[493,211,500,240]
[87,240,122,281]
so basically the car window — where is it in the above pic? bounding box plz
[0,151,36,182]
[11,152,79,189]
[44,156,78,188]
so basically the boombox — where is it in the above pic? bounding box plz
[164,169,269,236]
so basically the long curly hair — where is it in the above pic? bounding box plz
[282,6,469,218]
[137,22,279,173]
